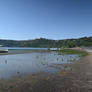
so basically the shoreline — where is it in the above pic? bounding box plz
[0,49,91,92]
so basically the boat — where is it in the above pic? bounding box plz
[0,49,8,53]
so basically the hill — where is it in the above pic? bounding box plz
[0,37,92,48]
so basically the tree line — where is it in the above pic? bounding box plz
[0,37,92,48]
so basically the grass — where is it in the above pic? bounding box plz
[59,49,88,56]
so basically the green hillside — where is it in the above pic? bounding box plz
[0,37,92,48]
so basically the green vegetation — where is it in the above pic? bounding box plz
[61,49,88,56]
[0,37,92,47]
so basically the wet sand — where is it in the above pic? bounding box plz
[0,50,92,92]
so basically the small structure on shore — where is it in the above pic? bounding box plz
[0,45,3,47]
[48,48,58,51]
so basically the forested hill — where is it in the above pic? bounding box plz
[0,37,92,48]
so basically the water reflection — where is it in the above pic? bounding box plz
[0,51,80,78]
[5,60,7,64]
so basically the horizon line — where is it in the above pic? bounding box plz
[0,36,91,41]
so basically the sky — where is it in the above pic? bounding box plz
[0,0,92,40]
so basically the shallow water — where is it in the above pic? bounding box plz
[0,48,80,79]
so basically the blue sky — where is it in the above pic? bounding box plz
[0,0,92,40]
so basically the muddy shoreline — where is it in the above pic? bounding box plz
[0,53,90,92]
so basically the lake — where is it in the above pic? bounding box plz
[0,47,80,79]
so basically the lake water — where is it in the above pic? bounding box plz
[0,47,80,78]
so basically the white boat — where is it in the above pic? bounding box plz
[0,49,8,53]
